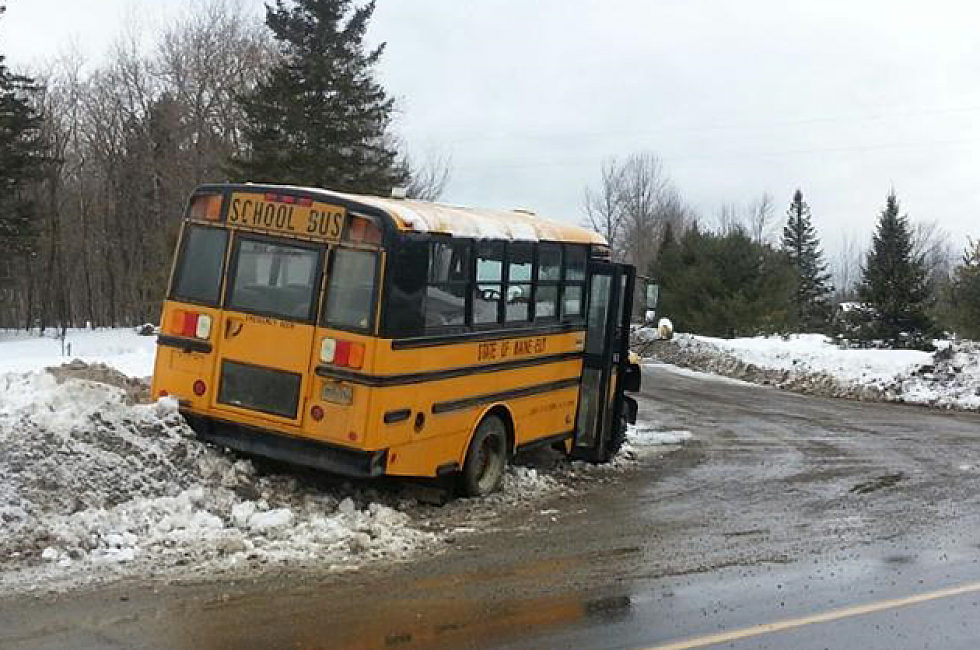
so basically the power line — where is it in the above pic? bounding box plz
[449,134,980,174]
[425,102,980,147]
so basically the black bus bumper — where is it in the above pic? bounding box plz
[183,413,388,479]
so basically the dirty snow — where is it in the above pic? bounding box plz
[0,372,436,593]
[687,333,930,384]
[627,423,694,447]
[0,328,688,594]
[641,331,980,412]
[642,361,757,387]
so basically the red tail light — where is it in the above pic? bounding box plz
[335,340,351,367]
[182,312,199,338]
[319,338,365,369]
[193,380,207,396]
[168,309,212,340]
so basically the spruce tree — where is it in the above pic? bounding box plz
[0,4,43,259]
[781,189,833,330]
[858,191,934,348]
[656,224,796,337]
[232,0,408,194]
[948,239,980,339]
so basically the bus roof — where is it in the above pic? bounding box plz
[258,184,607,245]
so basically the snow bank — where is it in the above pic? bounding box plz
[693,333,930,384]
[0,371,435,593]
[0,328,687,593]
[641,331,980,412]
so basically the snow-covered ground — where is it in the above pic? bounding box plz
[0,328,157,377]
[695,333,931,384]
[643,332,980,411]
[0,329,690,594]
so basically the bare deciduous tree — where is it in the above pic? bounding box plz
[584,152,693,275]
[405,150,452,201]
[831,231,864,303]
[584,157,625,257]
[715,202,741,235]
[618,152,671,273]
[746,192,776,245]
[912,219,955,282]
[0,0,279,329]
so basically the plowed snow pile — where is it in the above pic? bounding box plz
[0,371,436,593]
[0,329,691,594]
[642,332,980,411]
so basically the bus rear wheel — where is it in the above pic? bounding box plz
[459,415,508,497]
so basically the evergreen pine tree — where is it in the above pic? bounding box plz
[781,189,833,330]
[655,224,796,338]
[232,0,408,194]
[858,191,934,348]
[947,239,980,340]
[0,4,44,259]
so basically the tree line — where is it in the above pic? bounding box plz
[1,0,976,347]
[585,153,979,348]
[0,0,445,331]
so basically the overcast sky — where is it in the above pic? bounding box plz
[4,0,980,254]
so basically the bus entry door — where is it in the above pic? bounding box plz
[573,261,626,461]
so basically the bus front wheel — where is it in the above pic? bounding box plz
[459,415,508,497]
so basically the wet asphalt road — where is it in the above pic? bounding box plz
[5,363,980,650]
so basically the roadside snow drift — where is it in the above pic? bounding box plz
[641,332,980,411]
[0,328,692,593]
[0,370,435,592]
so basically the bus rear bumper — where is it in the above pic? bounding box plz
[183,413,388,479]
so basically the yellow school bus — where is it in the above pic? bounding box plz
[151,184,641,496]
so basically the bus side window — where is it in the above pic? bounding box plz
[506,243,533,322]
[563,245,587,319]
[475,241,504,325]
[535,243,562,321]
[382,238,427,337]
[426,240,470,329]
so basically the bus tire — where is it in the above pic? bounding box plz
[604,414,628,461]
[459,415,508,497]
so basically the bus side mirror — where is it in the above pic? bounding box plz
[644,284,660,324]
[646,284,660,310]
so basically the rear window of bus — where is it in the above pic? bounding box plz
[322,248,379,332]
[171,225,228,305]
[227,237,322,321]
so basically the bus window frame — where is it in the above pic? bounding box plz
[320,244,383,335]
[423,237,473,334]
[223,231,326,325]
[504,241,535,324]
[472,239,505,331]
[534,242,562,323]
[381,233,592,344]
[168,222,230,309]
[561,244,588,320]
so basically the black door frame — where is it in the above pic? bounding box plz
[572,261,634,461]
